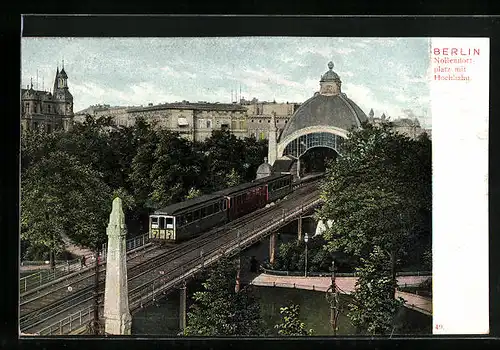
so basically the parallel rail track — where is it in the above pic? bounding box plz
[21,180,323,334]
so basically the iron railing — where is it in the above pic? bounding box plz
[29,193,322,335]
[36,304,99,336]
[19,233,150,294]
[259,267,432,278]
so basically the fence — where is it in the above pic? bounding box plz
[19,233,151,294]
[37,304,98,336]
[29,196,323,335]
[260,267,432,278]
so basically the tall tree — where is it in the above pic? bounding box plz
[241,136,268,182]
[348,246,405,335]
[274,304,314,336]
[317,123,432,285]
[184,258,265,336]
[149,130,202,209]
[202,130,246,191]
[21,151,113,264]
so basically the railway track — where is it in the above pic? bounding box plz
[21,180,322,334]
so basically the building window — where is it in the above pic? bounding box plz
[268,120,271,123]
[259,132,265,140]
[285,120,288,123]
[206,120,212,128]
[24,103,29,113]
[259,120,262,123]
[47,124,52,133]
[239,120,245,129]
[251,120,254,123]
[48,105,51,113]
[33,121,38,130]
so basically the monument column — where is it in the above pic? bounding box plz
[269,232,277,264]
[103,197,132,335]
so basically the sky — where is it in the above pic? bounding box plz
[21,37,432,128]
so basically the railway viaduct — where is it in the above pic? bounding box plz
[19,180,324,335]
[19,62,430,336]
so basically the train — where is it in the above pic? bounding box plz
[148,172,324,243]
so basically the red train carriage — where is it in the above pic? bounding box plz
[215,181,268,221]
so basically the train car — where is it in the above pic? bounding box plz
[149,193,228,243]
[264,173,293,203]
[215,181,268,221]
[295,172,325,185]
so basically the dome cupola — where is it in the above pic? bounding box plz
[319,61,342,96]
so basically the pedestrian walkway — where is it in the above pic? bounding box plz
[20,233,94,272]
[60,232,94,258]
[247,273,432,315]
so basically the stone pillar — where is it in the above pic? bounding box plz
[297,216,303,243]
[269,232,277,264]
[268,112,278,166]
[104,197,132,335]
[179,280,187,331]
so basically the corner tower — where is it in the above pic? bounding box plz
[52,62,74,130]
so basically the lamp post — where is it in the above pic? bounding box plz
[304,233,309,277]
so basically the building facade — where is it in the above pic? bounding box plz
[75,100,299,142]
[21,67,74,133]
[74,63,429,142]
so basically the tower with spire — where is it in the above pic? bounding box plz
[21,62,74,133]
[52,61,74,129]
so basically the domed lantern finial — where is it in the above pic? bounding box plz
[328,61,334,70]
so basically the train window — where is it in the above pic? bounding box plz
[201,207,207,218]
[222,200,227,210]
[214,202,220,213]
[165,217,174,228]
[206,204,214,216]
[193,210,200,221]
[179,216,185,226]
[186,212,193,223]
[151,217,159,229]
[159,217,165,229]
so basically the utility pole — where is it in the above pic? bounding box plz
[326,260,340,335]
[235,230,241,293]
[93,249,101,335]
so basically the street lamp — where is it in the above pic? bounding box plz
[304,233,309,277]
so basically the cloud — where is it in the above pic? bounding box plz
[160,65,182,78]
[334,47,355,55]
[22,37,431,128]
[343,82,403,118]
[241,66,302,88]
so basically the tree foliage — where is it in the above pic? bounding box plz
[348,246,405,335]
[274,304,314,336]
[184,258,265,336]
[21,116,269,260]
[267,236,356,273]
[317,123,432,272]
[21,151,113,256]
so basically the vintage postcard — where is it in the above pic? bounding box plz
[19,30,489,337]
